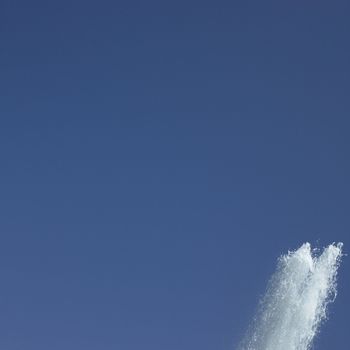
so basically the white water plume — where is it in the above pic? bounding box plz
[239,242,343,350]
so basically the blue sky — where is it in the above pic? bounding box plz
[0,1,349,349]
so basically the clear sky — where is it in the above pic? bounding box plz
[0,1,349,349]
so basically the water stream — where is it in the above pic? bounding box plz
[239,243,343,350]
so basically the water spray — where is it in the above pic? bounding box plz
[239,243,343,350]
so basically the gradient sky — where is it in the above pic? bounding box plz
[1,1,349,349]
